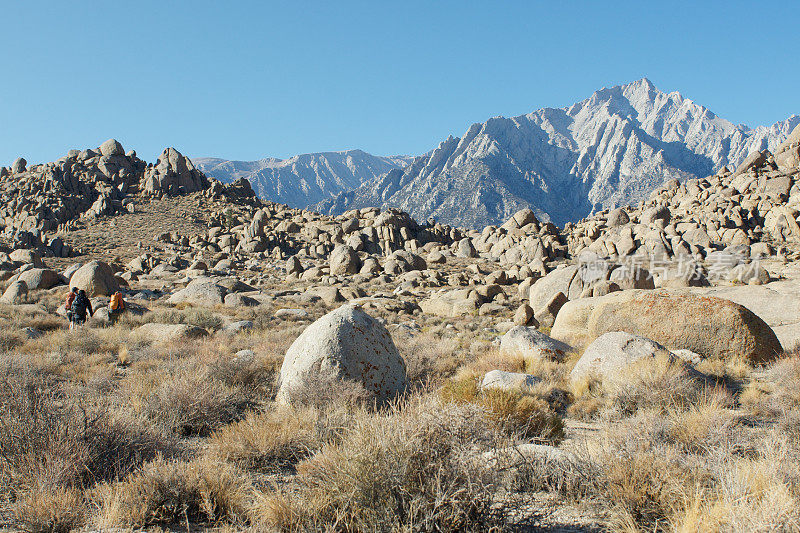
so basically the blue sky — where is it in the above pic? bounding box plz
[1,1,797,166]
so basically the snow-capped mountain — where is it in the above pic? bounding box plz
[314,78,799,228]
[194,150,413,208]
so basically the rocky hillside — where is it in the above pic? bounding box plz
[0,139,258,257]
[194,150,412,208]
[315,78,799,228]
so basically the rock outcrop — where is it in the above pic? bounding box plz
[0,280,28,304]
[143,148,210,196]
[481,370,540,391]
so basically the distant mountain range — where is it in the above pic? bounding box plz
[194,150,413,208]
[197,78,799,228]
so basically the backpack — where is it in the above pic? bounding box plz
[65,292,76,310]
[71,293,89,318]
[110,292,125,312]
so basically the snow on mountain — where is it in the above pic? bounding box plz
[314,78,799,228]
[194,150,413,208]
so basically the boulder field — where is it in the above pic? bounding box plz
[0,136,798,397]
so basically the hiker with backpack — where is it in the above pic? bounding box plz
[109,291,126,325]
[70,289,93,329]
[64,287,78,322]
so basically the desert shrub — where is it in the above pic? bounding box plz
[401,333,473,387]
[92,457,251,528]
[606,355,707,416]
[26,328,104,356]
[571,353,710,421]
[0,369,169,493]
[17,314,65,332]
[250,399,506,531]
[206,356,277,399]
[143,372,250,436]
[742,355,800,418]
[206,404,350,471]
[182,309,225,330]
[567,374,605,420]
[507,445,599,501]
[0,329,26,352]
[0,367,176,530]
[588,412,708,528]
[228,305,278,330]
[455,346,525,377]
[665,389,739,454]
[440,376,564,443]
[439,374,482,403]
[694,432,800,531]
[566,395,800,532]
[281,371,374,410]
[480,389,564,442]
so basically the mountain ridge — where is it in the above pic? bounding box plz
[314,78,798,227]
[194,150,413,208]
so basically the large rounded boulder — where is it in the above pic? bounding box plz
[551,290,782,365]
[9,249,44,268]
[0,281,28,304]
[69,260,119,296]
[500,326,572,364]
[168,280,227,307]
[569,331,674,383]
[99,138,125,156]
[276,304,407,405]
[329,244,360,275]
[18,268,61,290]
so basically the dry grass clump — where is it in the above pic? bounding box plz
[21,327,106,356]
[10,327,138,386]
[129,365,253,436]
[162,307,227,330]
[440,376,564,443]
[92,457,251,529]
[568,353,715,421]
[16,314,65,332]
[122,305,228,331]
[205,404,350,471]
[601,354,712,419]
[567,374,605,420]
[461,346,526,376]
[0,329,26,352]
[250,398,506,532]
[0,303,65,332]
[401,332,463,386]
[12,486,85,533]
[281,371,373,410]
[741,354,800,418]
[206,353,279,398]
[247,322,307,365]
[112,344,277,436]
